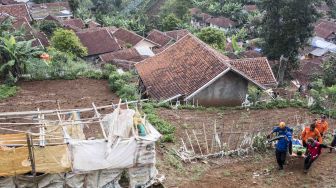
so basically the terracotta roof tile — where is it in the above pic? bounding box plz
[135,34,230,100]
[0,4,31,21]
[189,8,201,16]
[87,20,101,28]
[76,29,121,56]
[229,57,278,87]
[136,34,277,100]
[244,5,258,12]
[0,0,22,5]
[63,18,85,29]
[146,29,173,47]
[292,58,324,84]
[99,48,147,63]
[113,28,159,47]
[206,17,235,28]
[164,29,190,41]
[314,20,336,39]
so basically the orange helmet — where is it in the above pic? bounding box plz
[279,122,286,129]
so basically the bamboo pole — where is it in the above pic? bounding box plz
[92,102,108,141]
[185,130,195,154]
[193,130,203,156]
[203,123,209,154]
[0,99,148,117]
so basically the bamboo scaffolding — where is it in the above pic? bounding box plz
[0,99,148,117]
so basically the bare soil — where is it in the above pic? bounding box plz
[156,108,336,188]
[0,79,120,138]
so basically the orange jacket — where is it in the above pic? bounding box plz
[315,120,328,135]
[301,127,322,144]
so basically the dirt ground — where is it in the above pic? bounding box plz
[1,80,335,187]
[0,79,120,137]
[156,108,336,188]
[0,78,119,112]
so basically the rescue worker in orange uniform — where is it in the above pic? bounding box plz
[301,123,322,148]
[315,115,328,137]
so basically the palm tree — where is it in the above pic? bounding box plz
[0,35,43,84]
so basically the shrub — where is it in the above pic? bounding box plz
[51,29,88,57]
[0,84,17,100]
[39,20,60,36]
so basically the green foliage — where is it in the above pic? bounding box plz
[25,48,100,80]
[51,29,88,57]
[38,20,60,36]
[252,134,267,153]
[142,103,176,142]
[197,27,226,50]
[102,64,117,79]
[68,0,80,12]
[0,35,43,85]
[259,0,320,80]
[247,85,261,105]
[322,55,336,86]
[161,13,182,31]
[108,69,139,100]
[161,0,193,20]
[0,84,17,100]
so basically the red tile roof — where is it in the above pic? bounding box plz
[189,8,201,16]
[136,34,277,100]
[113,28,159,47]
[0,4,31,21]
[244,5,258,12]
[76,29,121,56]
[146,29,173,47]
[99,48,147,63]
[87,20,101,28]
[0,0,22,5]
[292,58,324,84]
[314,20,336,39]
[63,18,85,29]
[229,58,278,87]
[164,29,190,41]
[206,17,235,28]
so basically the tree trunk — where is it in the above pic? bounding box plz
[278,55,288,86]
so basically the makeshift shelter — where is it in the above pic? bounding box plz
[0,100,162,187]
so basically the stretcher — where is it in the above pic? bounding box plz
[267,136,306,157]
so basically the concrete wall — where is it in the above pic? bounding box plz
[192,71,248,107]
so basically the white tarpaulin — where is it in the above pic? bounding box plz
[70,139,137,172]
[102,109,135,138]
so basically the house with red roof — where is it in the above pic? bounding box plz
[76,29,121,61]
[0,4,31,21]
[112,28,160,49]
[314,20,336,42]
[135,34,277,106]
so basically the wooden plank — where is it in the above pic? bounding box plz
[92,102,108,141]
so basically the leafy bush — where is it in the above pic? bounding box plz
[142,103,176,142]
[51,29,88,57]
[38,20,60,36]
[0,84,17,100]
[116,84,139,100]
[25,49,102,80]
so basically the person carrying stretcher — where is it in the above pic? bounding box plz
[304,138,335,173]
[301,123,322,148]
[267,122,293,154]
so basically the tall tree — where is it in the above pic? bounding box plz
[259,0,320,84]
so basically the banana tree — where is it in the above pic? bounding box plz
[0,35,43,84]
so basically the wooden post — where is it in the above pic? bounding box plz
[57,112,69,143]
[92,102,108,141]
[193,130,203,156]
[185,130,195,154]
[26,133,37,187]
[203,124,209,154]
